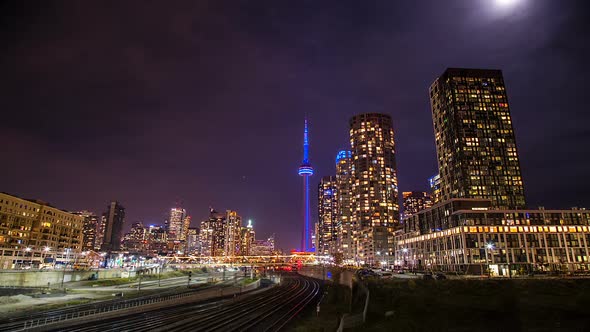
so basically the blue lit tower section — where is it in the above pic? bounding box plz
[298,119,314,252]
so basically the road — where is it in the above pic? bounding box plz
[28,274,320,332]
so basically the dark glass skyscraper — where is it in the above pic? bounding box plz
[100,201,125,252]
[430,68,526,209]
[349,113,399,265]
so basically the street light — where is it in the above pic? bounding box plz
[42,247,51,268]
[485,242,495,278]
[24,247,31,269]
[62,248,71,289]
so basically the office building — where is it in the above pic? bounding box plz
[349,113,400,265]
[402,191,432,219]
[167,207,187,241]
[122,222,147,254]
[240,220,255,256]
[0,192,84,269]
[147,225,167,255]
[429,68,526,209]
[186,227,200,254]
[318,176,338,256]
[200,209,226,257]
[100,201,125,252]
[250,236,275,256]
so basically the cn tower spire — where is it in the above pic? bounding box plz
[303,119,310,163]
[298,118,314,252]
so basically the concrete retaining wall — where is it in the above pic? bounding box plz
[0,269,125,288]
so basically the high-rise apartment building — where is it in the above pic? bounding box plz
[335,150,354,262]
[167,207,187,241]
[349,113,400,265]
[402,192,432,219]
[318,176,338,256]
[77,210,98,251]
[95,215,106,251]
[429,68,526,209]
[224,210,242,257]
[100,201,125,252]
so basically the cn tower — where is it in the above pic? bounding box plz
[297,119,314,252]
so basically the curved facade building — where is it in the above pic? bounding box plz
[349,113,400,265]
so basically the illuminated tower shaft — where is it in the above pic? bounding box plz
[298,119,314,251]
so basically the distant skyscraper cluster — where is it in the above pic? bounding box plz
[0,188,278,269]
[402,192,432,219]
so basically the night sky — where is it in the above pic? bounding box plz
[1,1,589,251]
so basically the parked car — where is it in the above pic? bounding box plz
[435,273,447,280]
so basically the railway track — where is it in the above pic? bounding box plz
[0,277,242,332]
[33,274,319,332]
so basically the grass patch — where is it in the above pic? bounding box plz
[87,278,137,287]
[241,278,259,285]
[358,278,590,331]
[35,298,93,311]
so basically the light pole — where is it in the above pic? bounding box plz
[14,245,21,270]
[401,248,409,271]
[61,248,71,289]
[42,247,50,268]
[158,259,162,287]
[485,242,495,278]
[24,247,31,269]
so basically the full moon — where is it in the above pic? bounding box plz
[495,0,518,7]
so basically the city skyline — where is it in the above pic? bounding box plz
[1,1,589,251]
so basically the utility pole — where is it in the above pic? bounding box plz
[61,248,70,290]
[158,262,162,287]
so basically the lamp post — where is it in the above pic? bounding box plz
[61,248,71,289]
[485,242,495,278]
[401,248,409,271]
[42,247,51,268]
[24,247,31,269]
[14,245,22,270]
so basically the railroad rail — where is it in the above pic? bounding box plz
[25,274,319,332]
[0,277,243,332]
